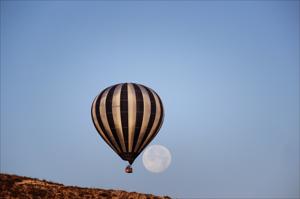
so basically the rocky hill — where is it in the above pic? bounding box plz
[0,173,170,199]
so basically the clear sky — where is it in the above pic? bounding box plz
[1,1,299,198]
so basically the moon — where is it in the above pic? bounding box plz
[142,145,171,173]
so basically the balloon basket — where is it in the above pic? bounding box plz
[125,165,133,173]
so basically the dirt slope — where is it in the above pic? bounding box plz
[0,173,171,199]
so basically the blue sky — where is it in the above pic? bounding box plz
[1,1,299,198]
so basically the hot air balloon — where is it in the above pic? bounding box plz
[91,83,164,173]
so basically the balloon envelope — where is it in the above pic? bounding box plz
[91,83,164,165]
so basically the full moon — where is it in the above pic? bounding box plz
[142,145,171,173]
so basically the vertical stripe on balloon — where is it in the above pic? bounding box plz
[127,83,137,152]
[120,83,129,152]
[100,88,122,153]
[105,85,124,153]
[137,89,164,155]
[112,84,127,152]
[134,86,156,153]
[91,94,119,154]
[133,85,151,153]
[132,84,144,153]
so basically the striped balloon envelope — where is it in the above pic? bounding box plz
[91,83,164,173]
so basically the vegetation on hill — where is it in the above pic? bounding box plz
[0,173,171,199]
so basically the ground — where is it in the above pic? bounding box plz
[0,173,171,199]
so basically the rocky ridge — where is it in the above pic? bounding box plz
[0,173,171,199]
